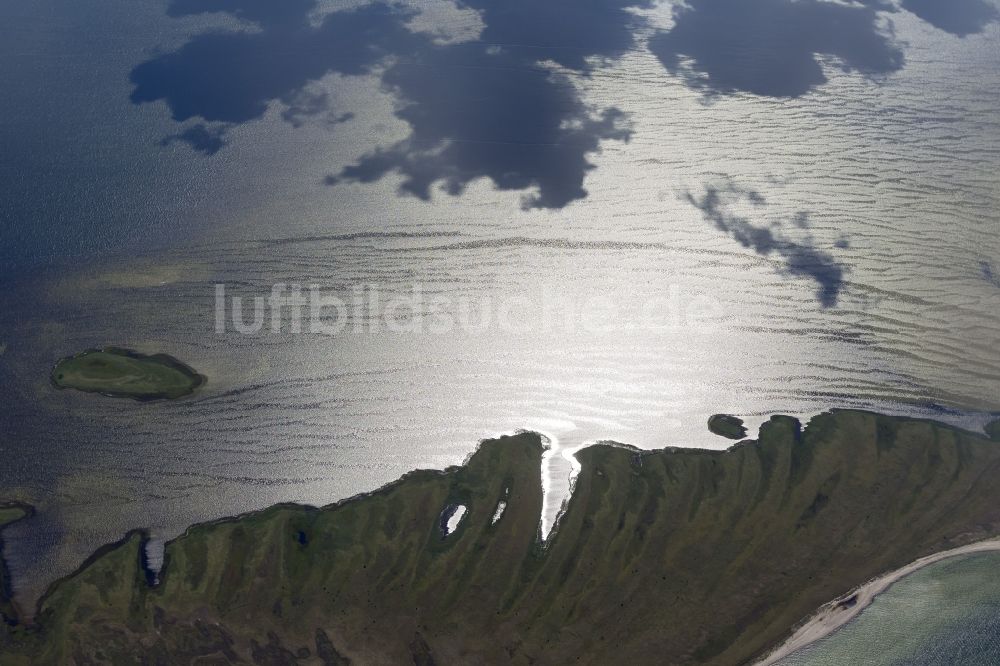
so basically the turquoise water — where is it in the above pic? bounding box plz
[781,553,1000,665]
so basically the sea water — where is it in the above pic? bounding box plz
[781,553,1000,665]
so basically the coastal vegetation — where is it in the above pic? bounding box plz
[2,411,1000,664]
[0,503,32,626]
[50,348,204,401]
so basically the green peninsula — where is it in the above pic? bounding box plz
[51,348,204,401]
[0,503,32,626]
[3,411,1000,664]
[0,506,29,531]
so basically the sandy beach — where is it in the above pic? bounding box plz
[757,537,1000,665]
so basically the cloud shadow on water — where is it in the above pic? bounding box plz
[687,185,846,307]
[130,2,421,125]
[165,0,319,26]
[130,0,652,209]
[160,123,228,155]
[331,0,653,209]
[982,261,1000,289]
[901,0,999,37]
[648,0,905,98]
[330,48,633,209]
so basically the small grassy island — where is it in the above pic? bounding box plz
[708,413,748,439]
[2,411,1000,664]
[51,348,204,401]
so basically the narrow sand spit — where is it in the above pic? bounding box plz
[757,537,1000,665]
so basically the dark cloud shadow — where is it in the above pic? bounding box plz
[131,0,651,208]
[332,0,652,209]
[280,85,355,129]
[982,261,1000,288]
[130,2,421,126]
[648,0,905,97]
[901,0,999,36]
[159,123,228,155]
[460,0,651,71]
[686,185,846,307]
[166,0,319,26]
[331,48,633,209]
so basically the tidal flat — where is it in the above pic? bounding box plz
[2,410,1000,664]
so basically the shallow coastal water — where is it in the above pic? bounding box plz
[780,553,1000,665]
[0,0,998,619]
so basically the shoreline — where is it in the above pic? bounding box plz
[4,410,1000,663]
[756,537,1000,665]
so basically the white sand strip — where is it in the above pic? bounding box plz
[757,537,1000,665]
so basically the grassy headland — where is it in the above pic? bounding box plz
[51,348,204,401]
[2,411,1000,664]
